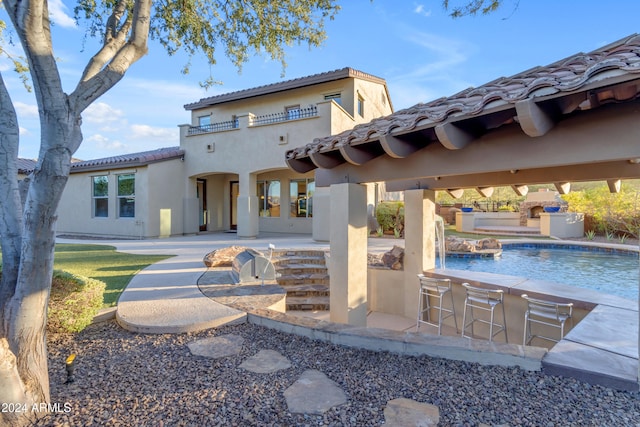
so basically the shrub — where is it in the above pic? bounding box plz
[375,201,404,234]
[47,270,106,334]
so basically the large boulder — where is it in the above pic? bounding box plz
[203,246,250,267]
[476,238,502,250]
[381,245,404,270]
[445,236,476,253]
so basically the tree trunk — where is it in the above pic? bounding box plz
[0,113,79,426]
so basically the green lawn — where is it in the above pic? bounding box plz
[52,244,172,307]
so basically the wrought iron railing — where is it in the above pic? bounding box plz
[187,118,239,135]
[251,105,318,126]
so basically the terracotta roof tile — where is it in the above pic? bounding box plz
[17,158,37,174]
[184,67,387,110]
[287,34,640,163]
[70,146,184,173]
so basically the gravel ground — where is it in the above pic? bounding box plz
[38,320,639,427]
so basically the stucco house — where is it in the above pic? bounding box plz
[53,68,394,239]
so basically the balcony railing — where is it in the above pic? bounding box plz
[251,105,318,126]
[187,118,239,135]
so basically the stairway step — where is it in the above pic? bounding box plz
[276,267,328,276]
[279,272,329,279]
[283,283,330,297]
[272,250,326,258]
[286,296,330,311]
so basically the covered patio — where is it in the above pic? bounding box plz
[286,34,640,389]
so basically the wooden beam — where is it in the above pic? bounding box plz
[515,99,556,137]
[476,187,494,197]
[309,151,346,169]
[434,122,474,150]
[446,188,465,199]
[511,185,529,196]
[554,182,571,194]
[339,144,382,166]
[286,156,317,174]
[378,134,422,158]
[607,179,621,193]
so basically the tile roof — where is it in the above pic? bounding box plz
[17,158,37,174]
[286,34,640,169]
[70,146,184,173]
[184,67,387,110]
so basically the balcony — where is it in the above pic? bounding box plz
[187,118,239,135]
[250,105,318,126]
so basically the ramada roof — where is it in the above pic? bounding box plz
[69,146,184,173]
[286,34,640,173]
[183,67,388,111]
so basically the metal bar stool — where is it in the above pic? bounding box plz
[522,294,573,346]
[461,283,508,343]
[416,274,458,335]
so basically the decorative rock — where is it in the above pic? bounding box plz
[284,369,347,414]
[239,349,292,374]
[476,238,502,250]
[384,398,440,427]
[445,236,476,252]
[187,334,244,358]
[203,246,250,267]
[381,245,404,270]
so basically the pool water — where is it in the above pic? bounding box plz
[441,245,640,301]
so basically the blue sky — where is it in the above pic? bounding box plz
[2,0,640,160]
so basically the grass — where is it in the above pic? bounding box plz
[52,244,172,307]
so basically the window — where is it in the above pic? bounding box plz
[117,174,135,218]
[198,115,211,127]
[285,105,301,120]
[357,95,365,117]
[290,178,315,218]
[324,93,342,106]
[92,175,108,218]
[257,180,281,217]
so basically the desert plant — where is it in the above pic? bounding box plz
[619,234,629,244]
[375,201,404,233]
[376,227,383,237]
[585,230,596,240]
[47,271,106,334]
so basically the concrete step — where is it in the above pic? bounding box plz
[286,296,330,311]
[276,265,328,275]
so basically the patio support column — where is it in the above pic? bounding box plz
[329,183,368,326]
[183,177,199,235]
[237,172,259,238]
[403,189,436,319]
[312,186,330,242]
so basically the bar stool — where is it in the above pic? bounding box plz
[522,294,573,346]
[416,274,458,335]
[461,283,508,343]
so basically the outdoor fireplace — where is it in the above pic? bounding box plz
[519,190,566,226]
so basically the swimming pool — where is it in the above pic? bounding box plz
[441,244,640,300]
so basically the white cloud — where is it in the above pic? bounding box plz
[48,0,77,29]
[14,102,39,118]
[130,124,178,141]
[414,4,432,17]
[83,102,125,125]
[86,134,127,152]
[19,127,31,136]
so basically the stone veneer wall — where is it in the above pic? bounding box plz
[518,201,566,226]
